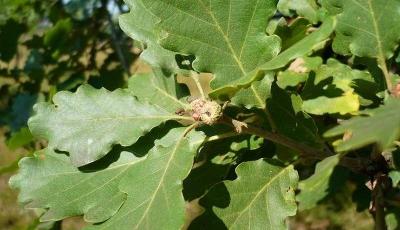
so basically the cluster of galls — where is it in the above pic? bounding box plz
[189,98,223,125]
[392,83,400,98]
[175,98,223,125]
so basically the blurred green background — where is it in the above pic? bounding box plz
[0,0,373,229]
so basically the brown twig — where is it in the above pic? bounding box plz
[369,173,388,230]
[219,115,364,172]
[220,116,324,156]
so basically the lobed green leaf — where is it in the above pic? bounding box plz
[124,0,282,96]
[28,85,188,167]
[201,159,298,230]
[322,0,400,59]
[325,98,400,151]
[9,148,141,223]
[86,128,205,230]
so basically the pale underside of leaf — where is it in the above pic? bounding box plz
[28,85,188,167]
[9,149,143,223]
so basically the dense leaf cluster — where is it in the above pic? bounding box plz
[9,0,400,229]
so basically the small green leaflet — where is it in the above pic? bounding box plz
[296,154,340,210]
[259,17,335,71]
[29,85,189,167]
[86,128,205,230]
[202,159,298,230]
[6,127,34,150]
[44,19,72,51]
[9,148,141,223]
[389,170,400,186]
[278,0,320,24]
[325,98,400,151]
[386,209,400,230]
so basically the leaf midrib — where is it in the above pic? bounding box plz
[34,157,143,204]
[251,85,265,108]
[153,84,188,108]
[39,115,192,123]
[196,0,246,75]
[133,126,192,229]
[367,0,386,61]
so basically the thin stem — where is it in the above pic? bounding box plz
[193,132,241,146]
[264,106,277,133]
[219,116,364,172]
[176,116,196,122]
[191,74,206,99]
[375,189,386,230]
[183,123,199,137]
[250,85,277,132]
[372,174,387,230]
[204,132,240,143]
[378,57,393,93]
[367,0,393,94]
[220,116,323,157]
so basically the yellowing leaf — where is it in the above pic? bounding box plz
[302,92,360,115]
[325,98,400,151]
